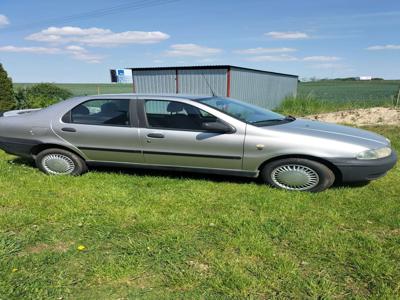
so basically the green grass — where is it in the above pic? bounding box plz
[276,95,394,116]
[14,83,133,96]
[1,127,399,299]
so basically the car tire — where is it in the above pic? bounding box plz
[36,148,87,176]
[261,158,335,192]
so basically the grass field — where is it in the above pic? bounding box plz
[298,80,400,103]
[0,126,399,299]
[14,83,133,96]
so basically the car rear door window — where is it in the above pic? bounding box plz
[69,99,130,126]
[145,100,218,131]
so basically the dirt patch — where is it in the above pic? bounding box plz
[306,107,400,126]
[187,260,210,274]
[24,241,73,254]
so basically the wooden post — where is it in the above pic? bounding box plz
[396,86,400,107]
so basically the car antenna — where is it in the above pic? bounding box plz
[201,73,216,97]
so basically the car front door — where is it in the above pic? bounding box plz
[138,98,245,170]
[52,98,143,163]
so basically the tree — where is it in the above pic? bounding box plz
[0,63,15,111]
[26,83,72,101]
[15,83,73,109]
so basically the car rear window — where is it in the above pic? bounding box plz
[65,99,130,127]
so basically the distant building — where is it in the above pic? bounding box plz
[124,65,298,109]
[358,76,372,81]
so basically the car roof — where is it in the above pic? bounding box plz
[41,94,225,114]
[83,93,214,101]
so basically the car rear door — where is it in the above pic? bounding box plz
[52,97,143,163]
[138,98,245,170]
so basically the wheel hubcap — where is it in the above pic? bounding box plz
[271,164,319,191]
[42,154,75,175]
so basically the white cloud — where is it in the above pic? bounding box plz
[246,54,298,62]
[235,47,297,54]
[303,56,341,62]
[0,14,9,27]
[165,44,222,57]
[265,31,309,39]
[0,44,104,63]
[366,44,400,50]
[0,45,61,54]
[26,26,170,47]
[65,45,86,52]
[65,45,104,63]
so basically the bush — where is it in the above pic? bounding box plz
[15,83,73,109]
[0,64,15,111]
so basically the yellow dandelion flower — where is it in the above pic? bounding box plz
[77,245,86,251]
[12,268,18,273]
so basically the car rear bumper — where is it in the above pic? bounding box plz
[0,136,40,158]
[327,149,397,182]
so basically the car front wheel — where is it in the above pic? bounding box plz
[36,148,87,176]
[261,158,335,192]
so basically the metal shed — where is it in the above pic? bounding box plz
[128,65,298,109]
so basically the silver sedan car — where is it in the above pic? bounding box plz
[0,94,397,192]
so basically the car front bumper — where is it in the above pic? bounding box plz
[327,149,397,182]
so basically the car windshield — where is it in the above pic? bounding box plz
[197,97,290,126]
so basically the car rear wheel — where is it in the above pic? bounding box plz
[36,148,87,176]
[261,158,335,192]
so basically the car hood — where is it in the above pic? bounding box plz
[263,118,389,148]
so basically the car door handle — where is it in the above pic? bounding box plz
[147,133,164,138]
[61,127,77,132]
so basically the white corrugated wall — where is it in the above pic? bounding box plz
[132,69,176,94]
[230,68,298,109]
[132,67,297,109]
[178,69,227,96]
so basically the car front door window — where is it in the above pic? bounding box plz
[145,100,219,131]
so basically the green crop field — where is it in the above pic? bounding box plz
[277,80,400,116]
[0,126,399,298]
[14,83,133,96]
[298,80,400,103]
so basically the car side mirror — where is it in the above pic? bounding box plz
[202,121,234,133]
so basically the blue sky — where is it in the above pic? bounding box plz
[0,0,399,82]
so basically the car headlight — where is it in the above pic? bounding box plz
[356,147,392,160]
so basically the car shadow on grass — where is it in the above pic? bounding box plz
[89,165,258,184]
[9,157,372,190]
[9,157,255,184]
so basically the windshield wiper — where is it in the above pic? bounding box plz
[251,118,285,124]
[250,115,296,125]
